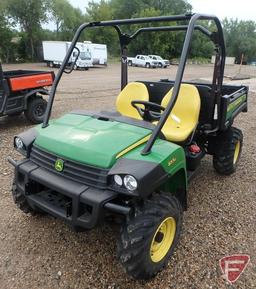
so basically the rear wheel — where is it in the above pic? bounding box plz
[25,97,47,124]
[128,60,133,66]
[159,63,163,68]
[117,193,182,280]
[49,61,54,68]
[213,127,243,175]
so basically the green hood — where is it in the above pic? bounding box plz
[34,113,151,168]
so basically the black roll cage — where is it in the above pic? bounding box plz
[42,13,226,155]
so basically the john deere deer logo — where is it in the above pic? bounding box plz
[55,159,64,172]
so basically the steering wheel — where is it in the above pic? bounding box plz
[131,100,165,121]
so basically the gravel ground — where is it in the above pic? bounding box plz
[0,63,255,289]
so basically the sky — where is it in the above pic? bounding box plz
[68,0,256,21]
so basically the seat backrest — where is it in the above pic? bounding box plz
[196,85,214,124]
[141,81,173,105]
[116,82,149,120]
[161,84,201,125]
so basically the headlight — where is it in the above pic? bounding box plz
[114,174,123,186]
[15,137,24,150]
[124,175,137,191]
[14,136,27,156]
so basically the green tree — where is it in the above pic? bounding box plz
[223,18,256,62]
[0,20,12,62]
[49,0,84,41]
[189,21,216,59]
[6,0,49,60]
[110,0,192,19]
[85,1,118,54]
[86,0,193,58]
[62,8,85,40]
[49,0,73,35]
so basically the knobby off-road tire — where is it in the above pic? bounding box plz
[25,97,47,124]
[213,127,243,175]
[12,182,36,215]
[117,192,183,280]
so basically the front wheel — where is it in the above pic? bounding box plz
[213,127,243,175]
[25,97,47,124]
[145,62,151,68]
[117,193,182,280]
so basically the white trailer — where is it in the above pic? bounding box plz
[42,41,93,70]
[84,42,107,66]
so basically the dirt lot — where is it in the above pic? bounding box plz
[0,63,255,289]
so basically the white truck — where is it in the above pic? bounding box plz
[127,55,158,68]
[42,41,93,70]
[84,42,107,66]
[148,55,170,68]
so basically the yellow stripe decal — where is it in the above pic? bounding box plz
[116,135,151,159]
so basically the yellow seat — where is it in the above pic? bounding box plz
[116,82,149,120]
[157,84,201,142]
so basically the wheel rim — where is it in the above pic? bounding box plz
[150,217,176,263]
[34,104,45,117]
[233,140,241,164]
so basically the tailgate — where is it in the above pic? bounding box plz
[9,72,54,92]
[220,85,248,130]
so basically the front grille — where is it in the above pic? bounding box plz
[30,146,109,189]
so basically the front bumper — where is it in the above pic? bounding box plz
[158,62,170,67]
[10,158,131,230]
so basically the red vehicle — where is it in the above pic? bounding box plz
[0,63,54,123]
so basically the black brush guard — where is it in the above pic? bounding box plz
[10,158,131,230]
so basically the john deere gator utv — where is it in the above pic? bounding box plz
[8,14,248,280]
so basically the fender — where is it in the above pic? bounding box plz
[108,158,168,198]
[14,127,38,157]
[109,139,187,201]
[24,88,49,109]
